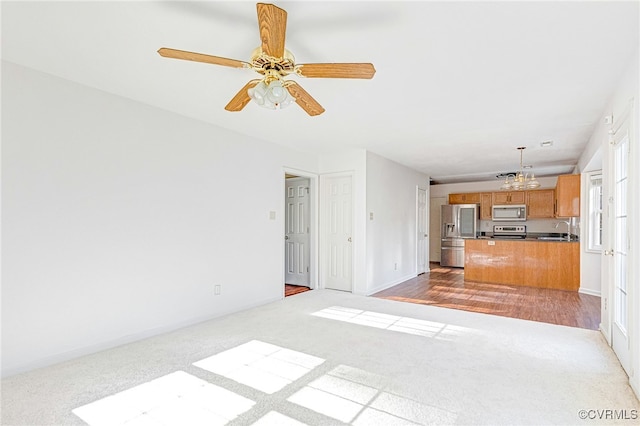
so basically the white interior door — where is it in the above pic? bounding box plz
[417,188,428,274]
[323,175,353,292]
[607,110,632,375]
[285,177,310,286]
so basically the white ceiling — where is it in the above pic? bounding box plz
[2,1,638,183]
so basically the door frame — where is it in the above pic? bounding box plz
[283,168,318,293]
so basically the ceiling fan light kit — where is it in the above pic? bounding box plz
[158,3,375,116]
[248,79,295,109]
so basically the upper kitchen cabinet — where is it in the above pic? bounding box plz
[449,192,480,204]
[492,191,525,205]
[480,192,493,220]
[527,189,555,218]
[555,174,581,217]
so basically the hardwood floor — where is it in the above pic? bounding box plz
[285,284,311,297]
[373,263,601,330]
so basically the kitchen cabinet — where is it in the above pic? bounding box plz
[492,191,525,205]
[480,192,493,220]
[464,239,579,291]
[555,174,580,217]
[448,192,480,204]
[527,189,555,218]
[522,241,579,289]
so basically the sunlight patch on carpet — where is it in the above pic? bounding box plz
[72,371,254,426]
[287,364,456,424]
[312,306,476,340]
[194,340,325,394]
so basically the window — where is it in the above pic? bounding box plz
[586,171,603,252]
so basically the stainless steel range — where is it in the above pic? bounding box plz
[492,225,526,239]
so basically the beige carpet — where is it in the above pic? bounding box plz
[2,289,638,425]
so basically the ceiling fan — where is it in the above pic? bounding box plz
[158,3,376,116]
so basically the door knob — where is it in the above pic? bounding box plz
[285,236,289,240]
[348,237,352,242]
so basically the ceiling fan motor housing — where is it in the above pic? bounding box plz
[250,47,296,78]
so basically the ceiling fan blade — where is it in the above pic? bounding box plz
[158,48,250,69]
[284,81,325,116]
[225,80,260,112]
[297,63,376,79]
[257,3,287,58]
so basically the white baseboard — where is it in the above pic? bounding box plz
[1,295,282,379]
[366,273,416,296]
[630,374,640,401]
[579,288,601,297]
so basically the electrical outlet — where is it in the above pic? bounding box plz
[394,262,398,270]
[214,285,221,295]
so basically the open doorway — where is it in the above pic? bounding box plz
[284,170,317,297]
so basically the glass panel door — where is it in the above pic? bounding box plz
[613,134,629,336]
[608,104,632,376]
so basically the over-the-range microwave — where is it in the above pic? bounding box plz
[492,204,527,221]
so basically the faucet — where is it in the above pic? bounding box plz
[554,220,571,241]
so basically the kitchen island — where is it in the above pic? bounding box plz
[464,238,579,291]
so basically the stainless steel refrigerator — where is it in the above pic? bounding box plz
[441,204,478,268]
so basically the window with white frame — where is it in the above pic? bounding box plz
[587,172,603,252]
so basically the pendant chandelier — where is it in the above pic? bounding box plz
[499,147,540,190]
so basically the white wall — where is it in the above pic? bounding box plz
[1,62,319,377]
[365,152,429,294]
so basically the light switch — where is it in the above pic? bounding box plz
[369,212,374,220]
[269,211,276,220]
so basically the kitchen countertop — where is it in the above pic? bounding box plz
[477,234,579,242]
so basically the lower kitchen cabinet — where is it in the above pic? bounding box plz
[464,239,579,291]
